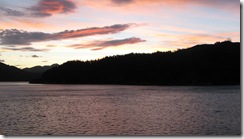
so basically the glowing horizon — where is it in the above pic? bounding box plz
[0,0,240,68]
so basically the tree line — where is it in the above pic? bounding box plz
[30,41,240,85]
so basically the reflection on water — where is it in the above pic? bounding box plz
[0,83,241,135]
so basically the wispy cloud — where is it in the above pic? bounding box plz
[111,0,134,5]
[68,37,146,50]
[2,46,49,52]
[46,45,56,47]
[110,0,239,9]
[84,0,239,14]
[0,24,134,45]
[0,7,25,16]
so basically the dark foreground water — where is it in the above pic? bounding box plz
[0,82,241,136]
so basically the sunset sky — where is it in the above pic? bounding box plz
[0,0,240,68]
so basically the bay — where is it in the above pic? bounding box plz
[0,82,241,135]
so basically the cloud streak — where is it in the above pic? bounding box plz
[85,0,239,14]
[49,24,133,40]
[68,37,146,50]
[110,0,239,8]
[0,24,134,45]
[111,0,134,5]
[2,46,49,52]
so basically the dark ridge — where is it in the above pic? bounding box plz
[23,64,59,73]
[30,41,240,85]
[0,62,40,81]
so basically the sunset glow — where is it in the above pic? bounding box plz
[0,0,240,68]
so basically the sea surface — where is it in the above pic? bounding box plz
[0,82,241,136]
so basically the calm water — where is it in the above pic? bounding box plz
[0,82,241,136]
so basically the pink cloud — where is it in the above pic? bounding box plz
[0,24,134,45]
[49,24,134,40]
[68,37,146,50]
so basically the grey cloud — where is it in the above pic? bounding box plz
[0,59,4,63]
[0,7,25,16]
[0,29,48,45]
[98,37,145,46]
[3,46,49,52]
[111,0,134,5]
[32,55,40,58]
[68,37,146,50]
[0,24,134,45]
[30,12,51,17]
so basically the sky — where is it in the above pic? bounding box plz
[0,0,240,68]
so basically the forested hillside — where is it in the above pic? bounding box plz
[30,41,240,85]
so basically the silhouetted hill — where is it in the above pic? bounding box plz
[0,62,40,81]
[30,41,240,85]
[23,64,59,73]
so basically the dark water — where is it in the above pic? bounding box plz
[0,82,241,135]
